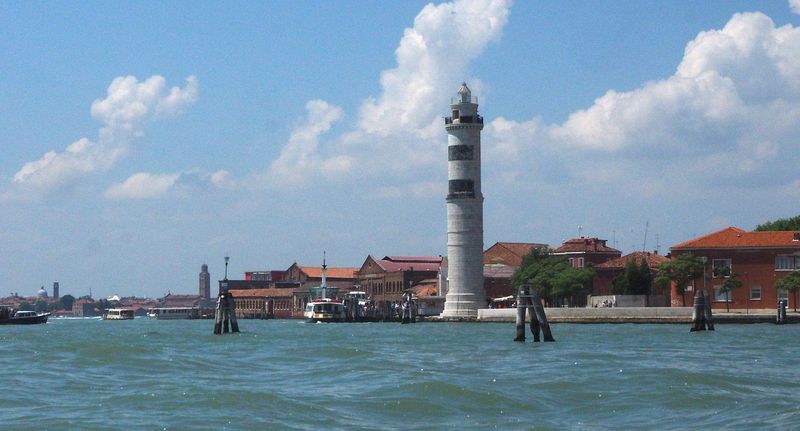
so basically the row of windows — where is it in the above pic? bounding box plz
[704,255,800,276]
[363,280,406,296]
[567,257,585,268]
[712,285,788,302]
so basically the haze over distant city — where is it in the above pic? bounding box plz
[2,0,800,298]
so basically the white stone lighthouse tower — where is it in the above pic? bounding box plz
[441,82,485,318]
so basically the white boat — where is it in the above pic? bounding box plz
[102,308,135,320]
[147,307,199,320]
[303,253,347,322]
[304,298,346,322]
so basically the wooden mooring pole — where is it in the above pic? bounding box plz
[777,299,788,324]
[214,288,239,335]
[514,284,555,342]
[690,289,714,332]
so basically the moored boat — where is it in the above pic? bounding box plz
[147,307,199,320]
[102,308,135,320]
[304,298,347,322]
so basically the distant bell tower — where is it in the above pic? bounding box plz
[199,264,211,298]
[441,82,486,318]
[53,281,60,299]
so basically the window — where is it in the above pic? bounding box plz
[775,255,800,271]
[578,257,585,268]
[452,109,459,119]
[568,258,574,267]
[712,259,732,277]
[750,286,761,300]
[448,145,474,161]
[714,285,732,302]
[447,179,475,199]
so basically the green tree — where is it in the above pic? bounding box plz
[776,270,800,312]
[655,253,705,306]
[716,268,742,312]
[18,301,33,311]
[57,294,75,311]
[755,215,800,231]
[34,298,51,313]
[612,258,654,295]
[512,248,595,306]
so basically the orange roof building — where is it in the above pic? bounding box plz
[668,226,800,309]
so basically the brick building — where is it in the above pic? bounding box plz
[482,242,550,302]
[483,242,550,267]
[592,251,670,305]
[356,256,443,307]
[553,237,621,269]
[669,226,800,309]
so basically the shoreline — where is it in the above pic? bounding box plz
[420,307,799,324]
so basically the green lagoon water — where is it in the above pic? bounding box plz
[2,318,799,430]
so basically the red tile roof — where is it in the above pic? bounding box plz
[299,267,358,279]
[554,237,620,254]
[383,256,443,263]
[671,226,800,250]
[595,252,669,270]
[376,256,442,272]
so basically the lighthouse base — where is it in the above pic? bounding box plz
[440,292,485,318]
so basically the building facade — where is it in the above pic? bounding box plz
[356,256,442,310]
[553,237,621,269]
[443,83,486,318]
[669,227,800,309]
[592,251,670,306]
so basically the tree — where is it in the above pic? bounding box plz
[776,270,800,312]
[655,253,705,306]
[512,248,595,306]
[58,294,75,311]
[612,259,654,295]
[18,301,33,311]
[34,298,50,313]
[716,269,742,312]
[755,215,800,231]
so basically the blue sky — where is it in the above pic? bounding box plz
[2,0,800,299]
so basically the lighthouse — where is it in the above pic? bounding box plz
[441,82,485,318]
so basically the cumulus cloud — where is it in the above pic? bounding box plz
[359,0,510,137]
[267,100,347,185]
[104,172,181,200]
[265,0,511,188]
[11,75,197,194]
[791,0,800,15]
[487,12,800,193]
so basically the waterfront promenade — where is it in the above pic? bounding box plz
[475,307,799,324]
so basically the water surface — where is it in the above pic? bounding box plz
[2,319,798,430]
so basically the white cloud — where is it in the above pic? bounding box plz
[266,100,346,186]
[488,11,800,195]
[791,0,800,15]
[11,75,198,194]
[264,0,511,188]
[104,172,181,200]
[359,0,510,137]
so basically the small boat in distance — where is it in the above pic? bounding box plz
[102,308,135,320]
[147,307,199,320]
[0,308,51,325]
[303,252,347,323]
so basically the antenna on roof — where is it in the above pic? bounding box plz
[578,225,583,237]
[642,221,649,252]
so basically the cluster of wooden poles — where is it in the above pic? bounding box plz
[400,292,416,324]
[513,285,554,342]
[214,289,239,335]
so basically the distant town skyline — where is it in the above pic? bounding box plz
[2,0,800,298]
